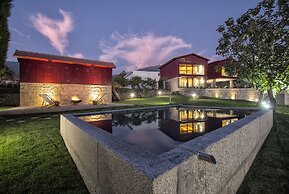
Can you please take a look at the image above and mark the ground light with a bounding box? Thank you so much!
[192,93,198,98]
[158,91,162,95]
[261,101,271,109]
[130,93,135,98]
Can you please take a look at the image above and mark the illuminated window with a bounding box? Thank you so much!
[179,77,187,88]
[221,118,239,127]
[193,122,205,133]
[179,64,187,74]
[193,77,205,87]
[180,123,193,134]
[180,122,205,134]
[221,67,228,76]
[179,77,205,88]
[188,78,193,88]
[193,110,206,120]
[179,110,193,121]
[193,65,205,75]
[179,64,193,75]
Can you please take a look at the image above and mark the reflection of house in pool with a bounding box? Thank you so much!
[158,108,241,142]
[81,107,245,154]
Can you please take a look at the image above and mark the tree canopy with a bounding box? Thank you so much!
[216,0,289,106]
[0,0,13,78]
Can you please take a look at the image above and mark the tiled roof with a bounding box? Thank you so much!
[13,50,115,68]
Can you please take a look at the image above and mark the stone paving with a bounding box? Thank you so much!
[0,103,132,118]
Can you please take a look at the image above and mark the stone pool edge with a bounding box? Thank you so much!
[60,105,273,194]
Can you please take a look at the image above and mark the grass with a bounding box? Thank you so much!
[119,95,257,107]
[0,95,288,193]
[238,112,289,193]
[0,106,15,111]
[0,116,88,193]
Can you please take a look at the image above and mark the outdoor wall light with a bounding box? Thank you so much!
[130,93,135,98]
[158,91,162,95]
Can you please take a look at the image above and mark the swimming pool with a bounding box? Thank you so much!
[60,105,272,194]
[79,107,254,155]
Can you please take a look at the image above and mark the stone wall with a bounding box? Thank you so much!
[0,93,19,106]
[165,78,260,102]
[20,82,111,106]
[204,88,259,101]
[180,88,259,102]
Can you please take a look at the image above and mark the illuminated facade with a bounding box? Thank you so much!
[160,56,240,91]
[207,59,238,88]
[160,53,209,91]
[14,50,115,106]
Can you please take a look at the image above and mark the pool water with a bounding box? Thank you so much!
[79,107,254,154]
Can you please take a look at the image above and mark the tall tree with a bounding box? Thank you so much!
[0,0,13,79]
[216,0,289,107]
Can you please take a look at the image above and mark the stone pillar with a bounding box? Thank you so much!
[229,80,234,88]
[212,79,216,88]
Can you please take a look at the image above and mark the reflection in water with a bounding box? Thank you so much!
[79,107,253,155]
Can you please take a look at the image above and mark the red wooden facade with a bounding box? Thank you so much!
[19,59,113,85]
[160,53,209,80]
[15,50,115,85]
[207,59,236,79]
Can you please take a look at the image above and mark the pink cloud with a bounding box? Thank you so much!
[31,9,73,55]
[99,32,192,71]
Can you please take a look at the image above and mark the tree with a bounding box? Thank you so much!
[142,78,157,90]
[0,0,13,79]
[129,76,142,89]
[216,0,289,107]
[113,77,128,88]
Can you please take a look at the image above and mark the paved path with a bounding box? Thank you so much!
[0,103,133,117]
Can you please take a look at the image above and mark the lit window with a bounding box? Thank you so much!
[180,123,193,134]
[180,122,205,134]
[187,78,193,88]
[179,64,187,74]
[193,110,206,120]
[221,67,228,76]
[193,78,205,87]
[193,65,205,75]
[179,110,193,121]
[179,64,193,75]
[179,77,187,88]
[221,118,239,127]
[193,122,205,133]
[186,64,193,74]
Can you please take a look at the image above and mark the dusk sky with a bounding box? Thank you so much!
[8,0,260,73]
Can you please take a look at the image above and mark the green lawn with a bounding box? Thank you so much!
[0,106,15,111]
[238,112,289,193]
[0,96,288,193]
[119,95,257,107]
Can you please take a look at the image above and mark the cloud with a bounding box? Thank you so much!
[99,32,192,70]
[30,9,73,55]
[68,52,84,58]
[11,27,30,39]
